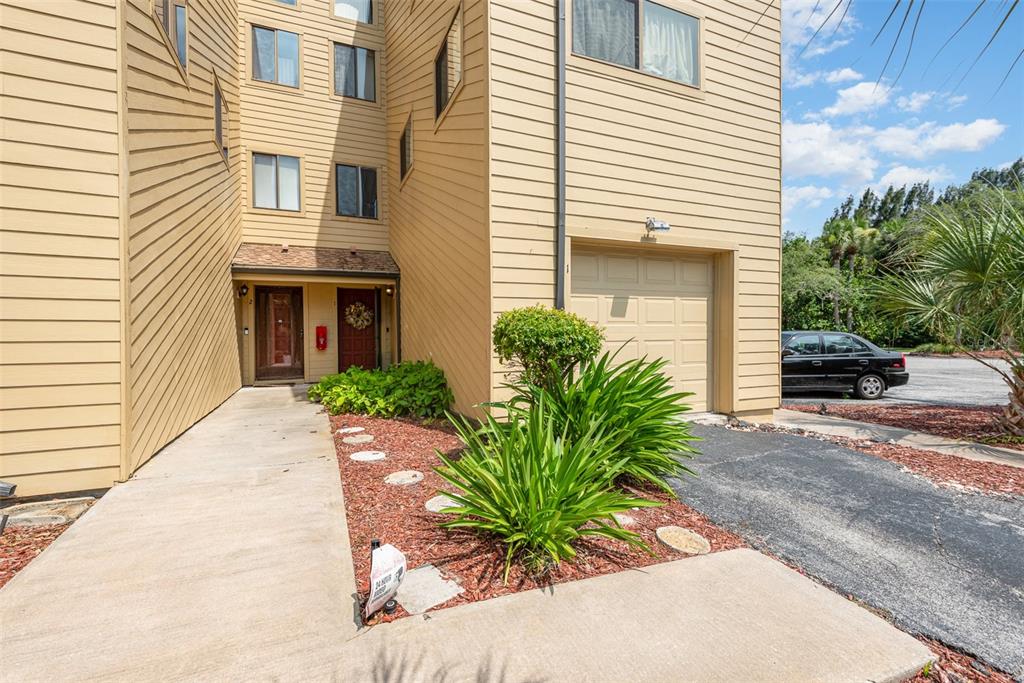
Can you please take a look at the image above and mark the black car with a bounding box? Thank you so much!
[781,331,909,399]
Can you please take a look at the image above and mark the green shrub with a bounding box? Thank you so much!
[436,400,660,582]
[498,350,699,493]
[492,306,604,390]
[308,361,453,419]
[910,342,959,354]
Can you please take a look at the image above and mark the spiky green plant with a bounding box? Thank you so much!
[435,400,660,583]
[495,350,699,493]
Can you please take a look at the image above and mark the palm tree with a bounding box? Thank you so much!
[821,218,856,328]
[876,190,1024,435]
[845,223,879,332]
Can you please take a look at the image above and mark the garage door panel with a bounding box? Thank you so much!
[571,247,713,412]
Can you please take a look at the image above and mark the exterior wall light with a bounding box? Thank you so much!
[238,284,249,298]
[384,286,394,296]
[645,216,670,236]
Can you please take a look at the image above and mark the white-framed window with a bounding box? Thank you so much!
[399,116,413,180]
[154,0,188,69]
[335,164,378,218]
[333,43,376,101]
[572,0,700,87]
[434,7,462,118]
[214,84,227,158]
[334,0,372,24]
[253,153,301,211]
[252,26,300,87]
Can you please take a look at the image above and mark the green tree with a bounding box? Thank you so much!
[876,190,1024,435]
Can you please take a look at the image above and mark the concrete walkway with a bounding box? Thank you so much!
[1,389,933,681]
[0,387,358,681]
[775,407,1024,469]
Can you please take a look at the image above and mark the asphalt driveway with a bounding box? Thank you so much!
[783,355,1010,407]
[674,424,1024,680]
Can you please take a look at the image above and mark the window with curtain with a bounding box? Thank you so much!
[334,0,372,24]
[253,153,301,211]
[399,116,413,179]
[434,8,462,118]
[252,27,300,87]
[333,44,376,101]
[336,164,378,218]
[573,0,700,87]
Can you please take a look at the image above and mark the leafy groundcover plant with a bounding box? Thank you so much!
[308,361,453,419]
[497,350,700,493]
[436,400,661,582]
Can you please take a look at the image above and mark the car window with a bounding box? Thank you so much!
[785,334,821,355]
[822,333,867,354]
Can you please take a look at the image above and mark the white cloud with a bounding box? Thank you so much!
[872,118,1006,158]
[781,0,859,90]
[875,165,953,189]
[947,94,968,109]
[783,120,878,184]
[824,67,863,84]
[818,81,893,118]
[783,185,834,214]
[896,91,934,112]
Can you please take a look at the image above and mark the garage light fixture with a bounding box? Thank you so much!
[645,216,670,236]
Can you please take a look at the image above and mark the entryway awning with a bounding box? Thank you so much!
[231,243,399,278]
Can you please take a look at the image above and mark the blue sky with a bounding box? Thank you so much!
[782,0,1024,236]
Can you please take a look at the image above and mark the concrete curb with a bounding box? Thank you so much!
[774,408,1024,470]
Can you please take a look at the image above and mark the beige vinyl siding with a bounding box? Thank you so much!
[0,0,123,496]
[124,0,242,472]
[385,0,491,414]
[490,0,781,412]
[237,0,389,250]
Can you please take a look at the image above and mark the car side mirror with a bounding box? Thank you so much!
[781,348,795,358]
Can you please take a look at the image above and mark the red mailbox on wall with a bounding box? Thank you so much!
[315,325,328,351]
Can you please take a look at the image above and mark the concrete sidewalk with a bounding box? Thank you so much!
[1,389,933,681]
[0,387,358,681]
[775,407,1024,469]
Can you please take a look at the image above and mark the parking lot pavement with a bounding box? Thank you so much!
[783,355,1010,407]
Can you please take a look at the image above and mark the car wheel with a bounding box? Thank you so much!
[855,374,885,400]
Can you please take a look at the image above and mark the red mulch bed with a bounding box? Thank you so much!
[911,637,1016,683]
[0,523,69,589]
[327,412,745,621]
[788,404,1024,452]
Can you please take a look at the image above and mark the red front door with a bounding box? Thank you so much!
[338,288,378,370]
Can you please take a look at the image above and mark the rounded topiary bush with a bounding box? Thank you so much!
[492,305,604,389]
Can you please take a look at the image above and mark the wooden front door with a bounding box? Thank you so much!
[255,286,304,380]
[338,288,378,370]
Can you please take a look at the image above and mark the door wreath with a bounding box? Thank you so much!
[344,301,374,330]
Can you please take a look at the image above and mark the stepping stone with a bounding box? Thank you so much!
[336,426,365,434]
[395,564,464,615]
[4,496,95,527]
[612,512,636,527]
[425,494,459,513]
[350,450,386,462]
[343,434,375,445]
[384,470,423,486]
[656,526,711,555]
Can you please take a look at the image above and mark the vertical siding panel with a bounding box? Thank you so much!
[124,0,242,471]
[385,0,492,414]
[0,0,123,495]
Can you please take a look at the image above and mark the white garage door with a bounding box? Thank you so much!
[570,247,713,412]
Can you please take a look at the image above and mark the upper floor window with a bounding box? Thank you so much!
[434,8,462,118]
[399,116,413,179]
[336,164,378,219]
[276,0,297,4]
[155,0,188,69]
[334,44,376,101]
[253,153,301,211]
[252,26,300,88]
[573,0,700,87]
[214,84,227,158]
[335,0,372,24]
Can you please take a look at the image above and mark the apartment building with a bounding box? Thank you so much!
[0,0,781,496]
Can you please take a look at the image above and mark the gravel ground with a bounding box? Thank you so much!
[674,425,1024,680]
[784,356,1011,407]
